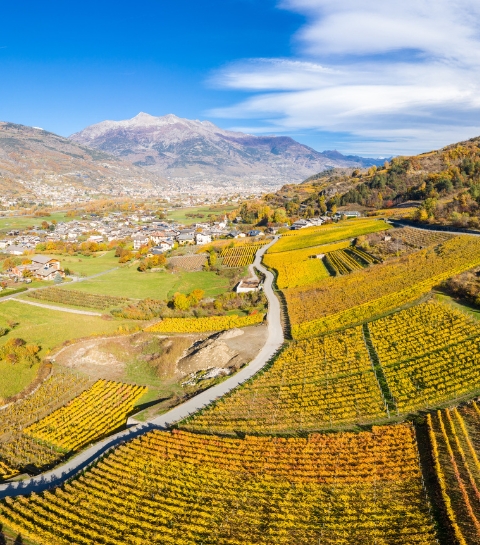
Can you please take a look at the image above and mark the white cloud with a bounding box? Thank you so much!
[208,0,480,155]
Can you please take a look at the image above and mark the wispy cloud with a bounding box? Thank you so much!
[208,0,480,155]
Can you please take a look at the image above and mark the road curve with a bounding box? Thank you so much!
[0,236,284,499]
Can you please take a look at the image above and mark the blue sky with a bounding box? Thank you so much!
[1,0,480,156]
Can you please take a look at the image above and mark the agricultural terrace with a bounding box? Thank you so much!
[427,403,480,544]
[221,243,266,267]
[324,246,379,276]
[26,288,130,311]
[0,370,91,480]
[146,313,265,333]
[168,254,206,271]
[184,327,387,433]
[267,218,390,254]
[370,207,418,218]
[0,427,437,545]
[263,240,348,289]
[287,235,480,338]
[0,301,142,400]
[24,380,146,452]
[183,300,480,434]
[369,300,480,413]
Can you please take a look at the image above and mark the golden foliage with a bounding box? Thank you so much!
[0,427,437,544]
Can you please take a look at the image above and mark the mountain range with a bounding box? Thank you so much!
[70,113,383,186]
[0,122,160,200]
[0,113,386,202]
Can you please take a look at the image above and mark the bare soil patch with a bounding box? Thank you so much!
[177,323,267,376]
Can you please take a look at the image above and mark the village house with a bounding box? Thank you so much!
[133,234,150,250]
[11,255,64,281]
[290,219,309,230]
[6,245,28,256]
[195,232,212,245]
[178,233,195,245]
[147,241,173,255]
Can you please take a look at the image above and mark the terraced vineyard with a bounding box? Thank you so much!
[370,301,480,413]
[220,243,265,267]
[0,427,437,545]
[184,326,388,433]
[268,218,390,253]
[263,240,348,288]
[145,313,265,333]
[168,254,207,271]
[27,288,130,310]
[0,370,91,480]
[393,227,453,248]
[324,247,378,275]
[2,221,480,545]
[184,299,480,433]
[427,403,480,545]
[24,380,147,452]
[287,235,480,338]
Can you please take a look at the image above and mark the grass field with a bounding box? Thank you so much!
[0,301,143,399]
[167,205,236,225]
[60,267,231,299]
[0,212,79,233]
[60,251,119,276]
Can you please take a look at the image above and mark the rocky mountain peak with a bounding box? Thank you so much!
[69,113,383,188]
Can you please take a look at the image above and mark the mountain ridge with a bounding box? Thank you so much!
[0,121,164,202]
[70,113,384,187]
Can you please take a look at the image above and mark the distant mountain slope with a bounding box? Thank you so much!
[70,113,383,186]
[0,122,162,199]
[266,135,480,225]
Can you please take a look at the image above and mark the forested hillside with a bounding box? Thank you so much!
[254,136,480,229]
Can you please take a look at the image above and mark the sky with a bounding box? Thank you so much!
[1,0,480,156]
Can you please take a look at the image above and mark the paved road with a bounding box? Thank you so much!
[10,299,102,316]
[389,220,480,237]
[0,237,284,499]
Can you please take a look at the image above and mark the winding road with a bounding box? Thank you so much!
[0,236,284,499]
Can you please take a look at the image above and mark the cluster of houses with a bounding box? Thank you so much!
[0,211,265,272]
[290,211,361,230]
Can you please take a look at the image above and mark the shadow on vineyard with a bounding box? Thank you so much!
[0,524,23,545]
[414,417,458,545]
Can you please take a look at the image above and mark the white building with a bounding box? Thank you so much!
[196,233,212,245]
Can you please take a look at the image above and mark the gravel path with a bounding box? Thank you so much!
[0,237,284,498]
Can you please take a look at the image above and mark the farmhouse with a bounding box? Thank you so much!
[11,255,64,281]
